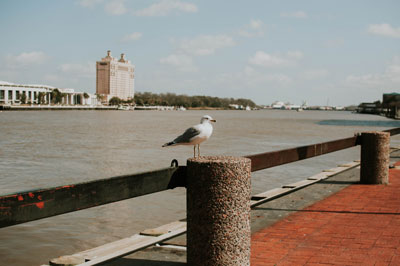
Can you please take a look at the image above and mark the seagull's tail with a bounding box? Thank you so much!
[162,141,176,147]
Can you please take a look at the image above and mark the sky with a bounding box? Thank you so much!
[0,0,399,106]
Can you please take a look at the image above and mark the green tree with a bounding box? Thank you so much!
[82,92,90,105]
[51,89,63,104]
[20,93,27,104]
[109,97,122,106]
[37,92,46,104]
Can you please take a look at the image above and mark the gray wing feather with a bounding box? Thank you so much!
[173,126,201,144]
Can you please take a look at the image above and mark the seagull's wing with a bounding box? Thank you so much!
[173,125,201,144]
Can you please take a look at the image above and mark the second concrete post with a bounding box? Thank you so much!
[360,131,390,184]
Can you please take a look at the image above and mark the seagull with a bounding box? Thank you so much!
[162,115,216,157]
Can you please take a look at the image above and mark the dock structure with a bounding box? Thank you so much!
[1,129,400,265]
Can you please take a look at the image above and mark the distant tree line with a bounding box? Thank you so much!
[110,92,256,108]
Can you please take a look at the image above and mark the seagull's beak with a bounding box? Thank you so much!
[211,119,216,122]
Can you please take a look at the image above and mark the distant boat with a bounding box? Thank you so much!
[245,106,251,111]
[177,106,186,111]
[118,105,131,111]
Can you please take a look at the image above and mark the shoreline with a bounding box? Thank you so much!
[0,105,118,111]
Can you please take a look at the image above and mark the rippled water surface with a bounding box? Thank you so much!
[0,110,398,265]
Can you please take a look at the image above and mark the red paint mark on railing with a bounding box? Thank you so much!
[38,195,42,200]
[28,192,34,198]
[55,185,75,190]
[18,196,24,201]
[35,202,44,209]
[20,199,52,209]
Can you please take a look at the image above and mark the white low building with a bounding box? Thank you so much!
[0,81,97,105]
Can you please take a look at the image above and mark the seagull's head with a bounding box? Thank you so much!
[201,115,216,124]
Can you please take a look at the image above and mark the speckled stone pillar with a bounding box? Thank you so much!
[187,156,251,266]
[360,131,390,184]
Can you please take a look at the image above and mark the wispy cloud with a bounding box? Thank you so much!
[345,56,400,89]
[280,11,308,19]
[244,66,292,84]
[6,51,49,67]
[160,53,197,72]
[248,51,303,68]
[121,32,142,42]
[104,0,128,15]
[160,34,235,71]
[368,23,400,38]
[134,0,197,17]
[238,19,265,38]
[59,62,95,78]
[177,34,235,56]
[77,0,103,8]
[286,51,303,60]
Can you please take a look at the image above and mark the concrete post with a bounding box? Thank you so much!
[187,156,251,266]
[360,131,390,184]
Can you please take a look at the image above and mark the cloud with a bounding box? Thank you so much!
[160,53,197,72]
[245,66,291,84]
[177,35,235,56]
[121,32,142,42]
[59,62,95,78]
[6,51,49,67]
[280,11,308,19]
[160,34,234,71]
[217,66,292,90]
[134,0,197,17]
[238,19,265,38]
[368,23,400,38]
[286,51,303,60]
[77,0,103,8]
[104,0,128,15]
[248,51,302,68]
[345,57,400,89]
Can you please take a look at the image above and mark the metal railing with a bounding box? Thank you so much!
[1,127,399,228]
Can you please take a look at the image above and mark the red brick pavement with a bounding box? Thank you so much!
[251,164,400,266]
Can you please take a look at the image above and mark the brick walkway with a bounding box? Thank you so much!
[251,164,400,266]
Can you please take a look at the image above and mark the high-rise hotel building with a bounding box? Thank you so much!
[96,50,134,102]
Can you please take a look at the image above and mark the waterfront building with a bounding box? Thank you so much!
[0,81,97,106]
[382,93,400,119]
[96,50,135,103]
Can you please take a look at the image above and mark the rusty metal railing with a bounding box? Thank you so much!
[1,127,399,228]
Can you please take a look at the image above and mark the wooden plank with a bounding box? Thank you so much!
[75,221,187,266]
[140,220,186,236]
[307,172,330,180]
[246,136,358,172]
[0,166,186,228]
[282,179,318,189]
[250,187,292,205]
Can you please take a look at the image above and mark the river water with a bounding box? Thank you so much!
[1,110,399,266]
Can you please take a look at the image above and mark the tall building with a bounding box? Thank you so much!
[96,50,135,102]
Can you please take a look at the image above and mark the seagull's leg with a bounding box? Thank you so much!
[193,145,196,158]
[198,144,200,157]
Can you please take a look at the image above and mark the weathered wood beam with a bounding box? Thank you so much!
[246,136,359,172]
[0,166,186,228]
[384,127,400,136]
